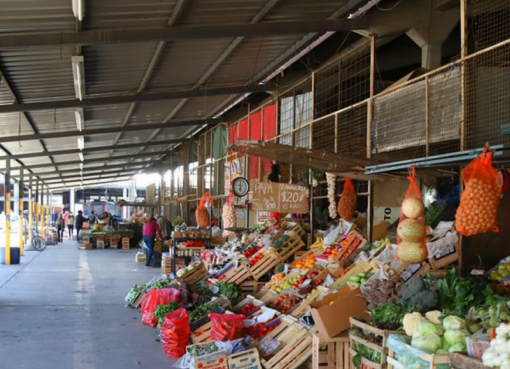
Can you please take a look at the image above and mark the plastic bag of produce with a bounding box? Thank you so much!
[209,313,245,341]
[161,308,191,359]
[397,168,427,264]
[140,287,181,327]
[222,194,237,237]
[196,192,214,228]
[337,178,357,221]
[455,145,502,237]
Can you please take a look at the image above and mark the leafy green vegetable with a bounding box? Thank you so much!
[188,303,219,322]
[154,301,180,328]
[219,282,241,303]
[370,303,412,330]
[400,277,438,313]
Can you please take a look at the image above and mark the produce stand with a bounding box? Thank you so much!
[312,333,354,369]
[170,238,212,274]
[79,229,134,249]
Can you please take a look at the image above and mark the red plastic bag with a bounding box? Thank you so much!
[456,145,502,236]
[196,192,214,228]
[209,313,245,342]
[397,168,427,264]
[140,288,181,327]
[337,178,357,221]
[160,308,190,359]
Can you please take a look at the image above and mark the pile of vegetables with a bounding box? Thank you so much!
[362,275,403,310]
[403,312,470,354]
[482,323,510,369]
[400,276,438,313]
[347,272,370,288]
[154,301,180,328]
[369,303,412,330]
[172,216,185,228]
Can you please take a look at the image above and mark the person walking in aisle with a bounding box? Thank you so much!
[67,212,75,240]
[157,214,172,241]
[143,216,163,267]
[75,210,85,242]
[56,214,64,243]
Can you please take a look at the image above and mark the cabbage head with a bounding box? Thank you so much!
[411,333,442,354]
[443,329,470,347]
[448,343,467,353]
[418,321,444,336]
[443,316,466,330]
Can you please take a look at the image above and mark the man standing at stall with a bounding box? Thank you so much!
[143,216,163,267]
[75,210,86,242]
[157,214,172,241]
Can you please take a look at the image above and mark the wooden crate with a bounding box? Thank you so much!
[191,311,234,344]
[228,348,262,369]
[270,229,285,243]
[135,253,147,264]
[428,243,460,270]
[221,263,254,284]
[329,231,367,264]
[257,316,312,369]
[450,353,491,369]
[122,237,130,250]
[232,295,264,315]
[240,279,259,293]
[179,262,209,285]
[276,234,306,263]
[349,318,404,369]
[387,348,450,369]
[131,291,146,309]
[249,248,281,281]
[96,237,105,249]
[329,260,371,290]
[312,333,354,369]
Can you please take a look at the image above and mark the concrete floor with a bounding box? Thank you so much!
[0,240,171,369]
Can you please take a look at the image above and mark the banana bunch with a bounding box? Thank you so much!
[310,236,324,251]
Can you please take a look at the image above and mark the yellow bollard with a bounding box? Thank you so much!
[5,191,11,265]
[19,196,24,256]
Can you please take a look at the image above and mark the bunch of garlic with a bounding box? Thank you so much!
[326,173,337,219]
[483,323,510,369]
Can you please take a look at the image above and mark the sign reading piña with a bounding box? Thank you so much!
[251,182,309,214]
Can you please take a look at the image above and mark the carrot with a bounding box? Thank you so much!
[490,327,496,341]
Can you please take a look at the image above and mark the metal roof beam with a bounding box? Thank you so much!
[0,139,186,160]
[0,151,166,171]
[0,84,272,114]
[43,171,139,184]
[0,20,364,48]
[0,119,212,143]
[48,177,134,191]
[12,164,148,179]
[21,167,144,181]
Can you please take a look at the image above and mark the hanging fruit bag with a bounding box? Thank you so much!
[397,168,427,264]
[222,194,237,237]
[455,145,502,236]
[195,192,214,228]
[337,178,357,221]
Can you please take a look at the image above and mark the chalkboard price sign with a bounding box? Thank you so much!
[252,182,309,214]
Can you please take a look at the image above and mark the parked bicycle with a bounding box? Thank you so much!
[23,227,46,251]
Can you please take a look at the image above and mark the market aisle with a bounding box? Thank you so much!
[0,241,170,369]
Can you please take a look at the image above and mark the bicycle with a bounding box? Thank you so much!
[25,227,46,251]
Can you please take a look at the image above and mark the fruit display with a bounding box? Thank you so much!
[271,235,290,250]
[196,192,214,228]
[244,245,262,258]
[292,253,318,271]
[264,273,285,290]
[317,247,339,260]
[246,319,281,340]
[490,263,510,282]
[268,294,302,314]
[237,302,260,316]
[248,250,265,267]
[397,170,427,264]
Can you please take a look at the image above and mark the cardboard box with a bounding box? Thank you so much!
[227,348,261,369]
[122,237,130,250]
[193,351,228,369]
[309,286,368,338]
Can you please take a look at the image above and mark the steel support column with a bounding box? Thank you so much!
[4,158,11,264]
[29,174,33,245]
[19,168,24,255]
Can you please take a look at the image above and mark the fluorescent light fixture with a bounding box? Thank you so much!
[75,107,84,131]
[77,136,85,150]
[78,152,84,162]
[71,55,85,101]
[72,0,85,21]
[79,163,83,171]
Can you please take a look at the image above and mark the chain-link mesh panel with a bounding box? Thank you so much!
[471,0,510,53]
[465,42,510,149]
[428,66,462,155]
[312,115,336,152]
[314,41,371,119]
[337,103,368,157]
[372,81,426,154]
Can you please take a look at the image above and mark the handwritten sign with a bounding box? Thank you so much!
[251,182,309,214]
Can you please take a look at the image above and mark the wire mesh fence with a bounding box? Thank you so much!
[470,0,510,53]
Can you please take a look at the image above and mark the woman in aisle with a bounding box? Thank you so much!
[143,216,163,267]
[67,212,75,240]
[56,214,65,243]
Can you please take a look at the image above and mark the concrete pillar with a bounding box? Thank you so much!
[40,186,44,236]
[29,175,33,243]
[70,188,75,214]
[13,179,19,215]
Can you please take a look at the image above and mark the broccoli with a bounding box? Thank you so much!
[400,277,438,313]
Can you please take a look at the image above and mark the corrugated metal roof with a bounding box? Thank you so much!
[0,0,353,188]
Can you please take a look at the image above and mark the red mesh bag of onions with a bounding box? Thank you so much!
[397,168,427,264]
[456,145,502,237]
